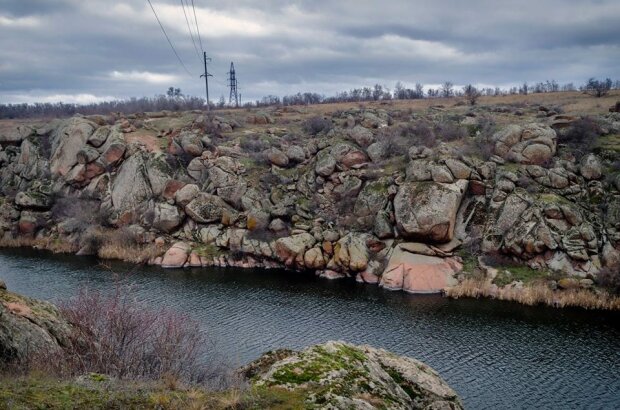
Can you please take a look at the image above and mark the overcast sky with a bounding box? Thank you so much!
[0,0,618,104]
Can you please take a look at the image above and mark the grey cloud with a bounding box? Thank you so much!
[0,0,618,103]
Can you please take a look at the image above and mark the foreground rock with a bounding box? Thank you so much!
[0,285,71,365]
[245,340,463,410]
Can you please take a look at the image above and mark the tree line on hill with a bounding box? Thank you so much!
[1,78,618,119]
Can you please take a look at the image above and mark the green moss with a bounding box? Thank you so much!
[499,163,521,173]
[493,265,550,286]
[192,244,223,259]
[596,134,620,152]
[270,345,368,386]
[88,373,108,382]
[0,375,308,410]
[538,193,572,205]
[381,156,407,174]
[459,254,479,274]
[383,366,418,400]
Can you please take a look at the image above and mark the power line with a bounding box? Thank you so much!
[191,0,204,53]
[146,0,193,77]
[180,0,202,64]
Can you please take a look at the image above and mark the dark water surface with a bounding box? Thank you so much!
[1,249,619,409]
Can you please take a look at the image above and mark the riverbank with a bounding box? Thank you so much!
[2,238,619,311]
[446,278,620,310]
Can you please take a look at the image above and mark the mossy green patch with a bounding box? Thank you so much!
[270,345,368,386]
[493,265,551,287]
[538,193,572,205]
[596,134,620,152]
[0,375,309,410]
[192,244,224,259]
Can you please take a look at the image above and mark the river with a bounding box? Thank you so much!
[1,249,618,409]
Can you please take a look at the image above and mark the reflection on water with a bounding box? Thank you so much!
[1,248,619,409]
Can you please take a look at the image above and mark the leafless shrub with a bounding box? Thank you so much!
[41,283,215,384]
[559,117,601,155]
[400,121,437,147]
[597,267,620,295]
[435,121,467,142]
[377,127,408,156]
[463,84,481,105]
[239,137,270,153]
[303,116,333,135]
[461,134,494,161]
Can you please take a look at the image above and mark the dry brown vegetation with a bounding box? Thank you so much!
[446,279,620,310]
[0,229,165,264]
[0,236,78,254]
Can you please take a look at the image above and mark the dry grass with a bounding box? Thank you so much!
[0,236,78,254]
[446,279,620,310]
[0,230,164,264]
[97,242,164,264]
[277,90,620,118]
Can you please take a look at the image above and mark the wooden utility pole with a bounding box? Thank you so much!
[200,51,213,108]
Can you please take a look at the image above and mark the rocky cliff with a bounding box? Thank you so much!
[0,100,619,297]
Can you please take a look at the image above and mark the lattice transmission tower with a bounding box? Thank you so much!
[227,62,239,107]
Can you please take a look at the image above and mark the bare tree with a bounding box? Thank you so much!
[441,81,454,98]
[463,84,481,105]
[584,78,613,97]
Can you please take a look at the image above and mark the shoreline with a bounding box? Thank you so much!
[2,240,619,312]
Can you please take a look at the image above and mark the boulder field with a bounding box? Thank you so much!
[0,104,619,295]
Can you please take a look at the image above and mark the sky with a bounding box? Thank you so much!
[0,0,619,104]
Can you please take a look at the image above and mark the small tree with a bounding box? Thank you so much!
[166,87,183,98]
[463,84,481,105]
[441,81,454,98]
[584,78,612,97]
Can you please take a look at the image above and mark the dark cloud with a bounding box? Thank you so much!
[0,0,618,103]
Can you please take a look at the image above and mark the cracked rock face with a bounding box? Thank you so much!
[394,180,468,243]
[493,123,557,165]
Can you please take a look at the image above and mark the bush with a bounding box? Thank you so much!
[597,267,620,295]
[401,121,437,147]
[44,283,213,383]
[303,116,333,135]
[240,137,271,153]
[461,134,494,161]
[558,117,601,155]
[376,127,408,156]
[435,122,467,142]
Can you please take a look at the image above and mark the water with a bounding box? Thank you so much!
[1,248,619,409]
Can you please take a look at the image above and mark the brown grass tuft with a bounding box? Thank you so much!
[0,236,78,254]
[446,279,620,310]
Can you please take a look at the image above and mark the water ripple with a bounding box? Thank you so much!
[1,249,619,409]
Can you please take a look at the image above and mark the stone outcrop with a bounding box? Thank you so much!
[380,245,460,293]
[245,341,463,410]
[394,180,468,243]
[493,123,557,165]
[0,286,71,365]
[1,107,619,300]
